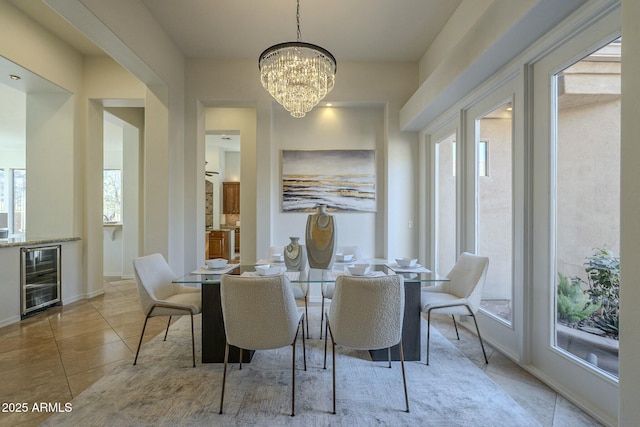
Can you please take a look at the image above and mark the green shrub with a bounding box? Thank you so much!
[557,272,600,323]
[583,247,619,337]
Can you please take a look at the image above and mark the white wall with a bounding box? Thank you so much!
[270,106,383,259]
[0,83,26,170]
[49,0,187,275]
[0,1,84,311]
[84,57,146,295]
[186,59,419,272]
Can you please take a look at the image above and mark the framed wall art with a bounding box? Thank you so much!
[281,149,376,212]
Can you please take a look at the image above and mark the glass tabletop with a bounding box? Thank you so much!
[173,263,449,284]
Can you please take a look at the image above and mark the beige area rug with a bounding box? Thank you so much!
[44,316,540,426]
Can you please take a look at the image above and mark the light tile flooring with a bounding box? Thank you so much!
[0,278,603,426]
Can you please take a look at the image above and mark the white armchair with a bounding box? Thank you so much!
[132,253,201,367]
[219,275,306,416]
[323,274,409,414]
[421,252,490,365]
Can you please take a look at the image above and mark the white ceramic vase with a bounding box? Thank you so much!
[284,236,307,271]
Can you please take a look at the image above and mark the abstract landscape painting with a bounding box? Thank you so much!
[281,149,376,212]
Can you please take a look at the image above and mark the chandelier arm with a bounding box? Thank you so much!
[258,42,337,74]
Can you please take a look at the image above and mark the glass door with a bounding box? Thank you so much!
[475,101,514,324]
[554,38,620,377]
[532,17,620,419]
[463,78,523,358]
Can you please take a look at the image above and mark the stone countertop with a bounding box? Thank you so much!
[0,236,81,248]
[206,226,239,232]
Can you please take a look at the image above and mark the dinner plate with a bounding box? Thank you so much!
[202,265,231,270]
[390,263,422,269]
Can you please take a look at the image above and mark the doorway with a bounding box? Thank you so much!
[102,107,143,279]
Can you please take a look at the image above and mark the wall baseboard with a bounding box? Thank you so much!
[0,315,21,328]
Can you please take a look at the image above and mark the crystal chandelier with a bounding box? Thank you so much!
[258,0,337,118]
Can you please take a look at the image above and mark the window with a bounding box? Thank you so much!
[478,141,488,177]
[477,102,513,323]
[0,169,6,212]
[103,169,122,223]
[554,38,620,377]
[436,132,457,274]
[452,141,487,177]
[13,169,26,233]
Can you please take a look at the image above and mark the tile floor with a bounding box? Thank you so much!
[0,278,603,426]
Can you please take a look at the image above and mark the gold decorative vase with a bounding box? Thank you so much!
[305,205,337,269]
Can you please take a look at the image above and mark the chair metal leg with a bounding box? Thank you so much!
[239,345,243,370]
[399,340,410,413]
[388,347,392,368]
[190,313,195,367]
[133,315,150,365]
[291,328,298,416]
[219,342,229,414]
[163,316,172,341]
[323,316,329,369]
[329,323,336,415]
[452,314,460,340]
[470,311,489,364]
[304,295,310,338]
[320,296,325,339]
[301,317,307,371]
[426,309,432,365]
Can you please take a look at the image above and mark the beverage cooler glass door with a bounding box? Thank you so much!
[21,245,61,316]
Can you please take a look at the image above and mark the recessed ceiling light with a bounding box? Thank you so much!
[326,103,333,107]
[9,74,21,80]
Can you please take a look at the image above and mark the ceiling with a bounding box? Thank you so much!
[139,0,462,62]
[10,0,462,62]
[3,0,462,156]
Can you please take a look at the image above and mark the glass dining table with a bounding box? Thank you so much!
[173,263,449,363]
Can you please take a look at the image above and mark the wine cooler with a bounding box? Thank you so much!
[21,245,61,317]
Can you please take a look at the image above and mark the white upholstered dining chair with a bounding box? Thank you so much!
[319,245,362,338]
[219,274,306,416]
[132,253,201,367]
[319,280,334,339]
[323,274,409,414]
[421,252,490,365]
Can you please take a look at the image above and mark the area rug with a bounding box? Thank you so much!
[43,316,539,426]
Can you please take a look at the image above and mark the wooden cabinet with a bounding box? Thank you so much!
[208,230,230,260]
[222,182,240,214]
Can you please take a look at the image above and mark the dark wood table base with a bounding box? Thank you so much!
[202,282,254,363]
[369,281,421,362]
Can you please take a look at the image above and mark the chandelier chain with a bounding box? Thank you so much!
[296,0,301,42]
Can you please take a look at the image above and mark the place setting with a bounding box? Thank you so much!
[386,257,432,273]
[333,262,386,277]
[191,258,239,275]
